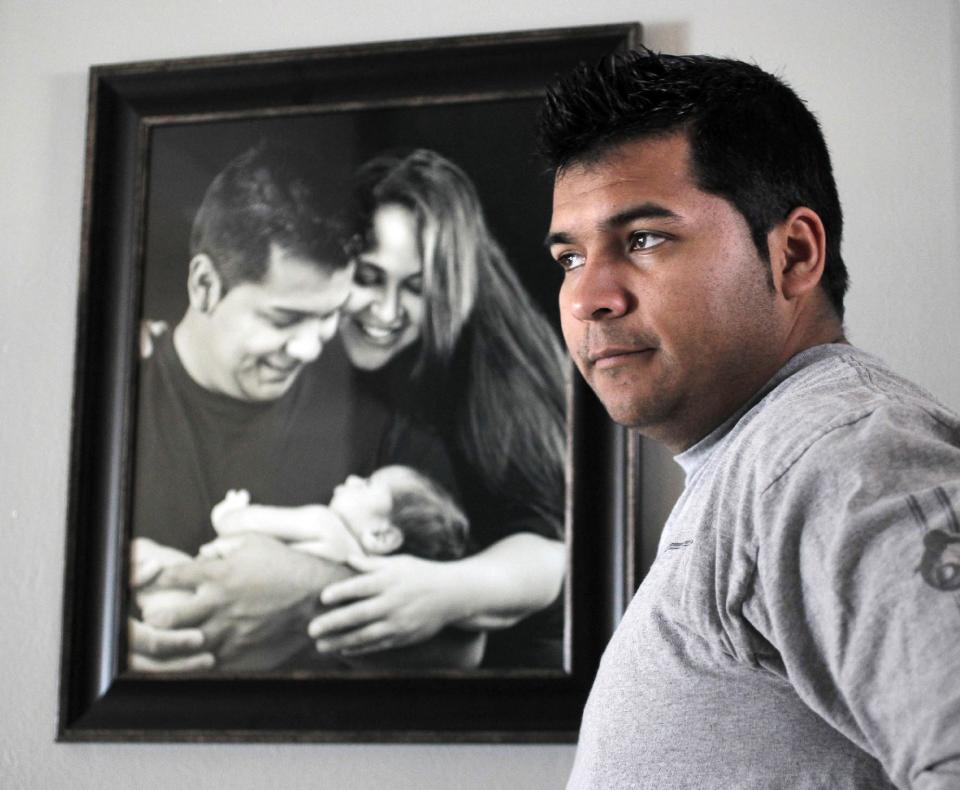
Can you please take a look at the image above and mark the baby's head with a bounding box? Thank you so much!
[329,466,468,560]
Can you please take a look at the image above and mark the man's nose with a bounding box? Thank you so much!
[285,322,324,362]
[567,255,631,322]
[318,312,339,343]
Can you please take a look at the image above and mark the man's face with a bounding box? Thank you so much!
[548,134,786,451]
[204,243,353,401]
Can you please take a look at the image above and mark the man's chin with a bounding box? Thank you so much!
[240,369,301,401]
[601,402,656,429]
[589,380,671,431]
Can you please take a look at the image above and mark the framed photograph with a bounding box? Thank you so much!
[59,22,642,742]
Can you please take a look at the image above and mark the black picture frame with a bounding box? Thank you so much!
[59,22,643,743]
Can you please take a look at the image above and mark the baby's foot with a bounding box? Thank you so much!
[211,489,250,532]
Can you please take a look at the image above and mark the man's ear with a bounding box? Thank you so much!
[769,207,827,302]
[187,254,224,314]
[360,523,404,556]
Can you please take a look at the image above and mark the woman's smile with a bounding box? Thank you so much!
[350,314,409,345]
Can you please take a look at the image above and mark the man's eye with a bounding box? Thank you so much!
[317,310,339,327]
[269,316,301,330]
[629,231,667,251]
[555,251,585,272]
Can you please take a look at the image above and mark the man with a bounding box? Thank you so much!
[128,143,357,671]
[540,51,960,788]
[129,143,463,671]
[133,144,356,553]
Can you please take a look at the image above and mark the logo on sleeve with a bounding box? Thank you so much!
[909,487,960,592]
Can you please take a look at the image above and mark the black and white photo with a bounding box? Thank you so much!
[58,23,641,741]
[129,139,567,674]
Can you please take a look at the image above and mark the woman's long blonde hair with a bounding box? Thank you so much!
[348,149,567,535]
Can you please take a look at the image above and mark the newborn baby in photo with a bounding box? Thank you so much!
[208,465,469,563]
[134,465,469,629]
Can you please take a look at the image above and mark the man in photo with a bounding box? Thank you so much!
[540,50,960,787]
[128,142,359,671]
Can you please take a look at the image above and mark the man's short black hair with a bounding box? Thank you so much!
[538,49,848,317]
[190,142,348,289]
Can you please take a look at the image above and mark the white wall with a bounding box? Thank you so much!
[2,0,957,787]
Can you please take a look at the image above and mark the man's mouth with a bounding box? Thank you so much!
[259,357,301,380]
[588,345,656,370]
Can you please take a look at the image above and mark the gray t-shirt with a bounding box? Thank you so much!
[568,344,960,789]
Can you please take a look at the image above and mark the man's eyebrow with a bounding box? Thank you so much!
[263,295,349,320]
[543,230,573,248]
[605,202,681,229]
[544,202,682,248]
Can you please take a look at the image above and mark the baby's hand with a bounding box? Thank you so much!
[211,489,251,533]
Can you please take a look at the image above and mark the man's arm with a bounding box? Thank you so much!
[745,411,960,787]
[145,534,351,671]
[149,533,489,670]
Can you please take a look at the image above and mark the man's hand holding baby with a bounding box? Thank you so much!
[128,537,215,672]
[147,533,353,670]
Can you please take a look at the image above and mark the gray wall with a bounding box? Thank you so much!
[2,0,958,787]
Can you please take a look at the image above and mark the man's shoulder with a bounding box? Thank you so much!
[731,345,960,491]
[137,319,180,403]
[764,344,946,414]
[139,320,173,361]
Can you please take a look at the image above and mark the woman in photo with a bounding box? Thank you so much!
[308,148,568,668]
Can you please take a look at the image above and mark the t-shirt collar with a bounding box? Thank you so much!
[673,343,851,481]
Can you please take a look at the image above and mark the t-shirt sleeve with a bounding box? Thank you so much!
[744,405,960,788]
